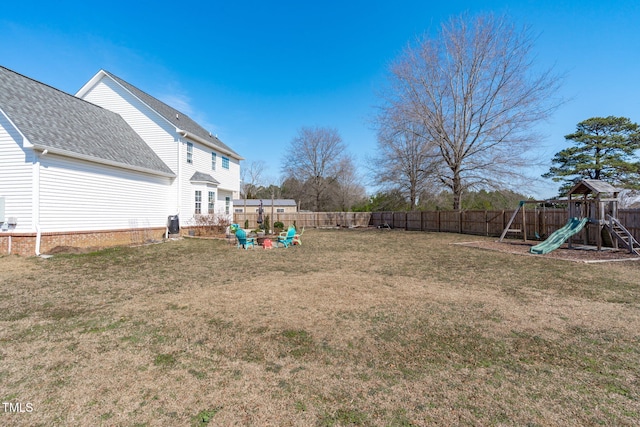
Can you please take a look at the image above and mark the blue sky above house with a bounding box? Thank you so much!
[2,0,639,199]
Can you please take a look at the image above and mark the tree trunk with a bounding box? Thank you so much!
[452,174,463,210]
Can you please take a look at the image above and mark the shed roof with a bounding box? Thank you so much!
[101,71,241,159]
[568,179,620,196]
[0,66,174,177]
[233,199,297,207]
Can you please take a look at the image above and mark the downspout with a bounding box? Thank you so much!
[34,149,47,256]
[174,129,183,237]
[35,224,41,256]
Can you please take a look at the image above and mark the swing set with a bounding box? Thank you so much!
[499,180,639,255]
[498,199,560,242]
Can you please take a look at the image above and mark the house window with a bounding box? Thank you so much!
[225,196,230,214]
[222,156,230,169]
[234,208,243,213]
[277,208,285,213]
[195,190,202,214]
[208,191,215,214]
[187,142,193,164]
[211,152,216,170]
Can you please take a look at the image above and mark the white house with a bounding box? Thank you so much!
[76,70,243,224]
[0,66,242,256]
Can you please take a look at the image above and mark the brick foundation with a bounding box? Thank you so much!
[0,227,168,256]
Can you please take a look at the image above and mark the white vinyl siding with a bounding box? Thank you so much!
[79,78,180,214]
[79,78,178,172]
[38,155,170,232]
[0,112,34,232]
[79,73,242,223]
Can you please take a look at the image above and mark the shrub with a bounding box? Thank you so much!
[192,214,231,236]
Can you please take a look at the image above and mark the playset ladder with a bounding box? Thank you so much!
[606,215,640,255]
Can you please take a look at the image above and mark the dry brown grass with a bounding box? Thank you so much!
[1,229,639,426]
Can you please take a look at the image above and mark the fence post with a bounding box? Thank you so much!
[485,210,488,236]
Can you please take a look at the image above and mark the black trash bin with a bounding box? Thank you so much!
[168,215,180,234]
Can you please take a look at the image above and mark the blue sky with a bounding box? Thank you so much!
[2,0,639,199]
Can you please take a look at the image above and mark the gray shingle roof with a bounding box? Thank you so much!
[0,66,174,176]
[102,71,241,158]
[190,172,220,185]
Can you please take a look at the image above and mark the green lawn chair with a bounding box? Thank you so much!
[293,227,304,245]
[231,224,255,249]
[276,226,297,248]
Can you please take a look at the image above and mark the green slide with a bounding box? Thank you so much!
[529,217,589,255]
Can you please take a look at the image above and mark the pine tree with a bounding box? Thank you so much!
[543,116,640,194]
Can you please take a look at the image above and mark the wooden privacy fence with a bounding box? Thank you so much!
[233,212,372,229]
[370,209,640,244]
[234,209,640,244]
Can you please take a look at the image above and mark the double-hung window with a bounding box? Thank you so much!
[211,152,216,170]
[208,191,215,214]
[225,196,230,214]
[186,142,193,164]
[194,190,202,214]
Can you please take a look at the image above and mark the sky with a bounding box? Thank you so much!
[2,0,639,199]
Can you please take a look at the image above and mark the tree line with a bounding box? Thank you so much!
[241,13,640,212]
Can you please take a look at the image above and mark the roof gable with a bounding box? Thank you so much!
[568,179,620,196]
[0,66,174,176]
[99,71,241,159]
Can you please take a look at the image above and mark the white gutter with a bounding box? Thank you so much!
[176,129,244,160]
[31,145,176,178]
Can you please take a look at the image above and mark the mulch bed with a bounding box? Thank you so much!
[456,239,640,263]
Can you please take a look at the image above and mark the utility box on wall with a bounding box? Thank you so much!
[0,197,16,231]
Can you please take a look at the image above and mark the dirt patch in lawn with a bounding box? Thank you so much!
[1,229,639,426]
[456,238,640,263]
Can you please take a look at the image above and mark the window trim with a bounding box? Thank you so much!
[208,191,215,214]
[186,142,193,164]
[195,190,202,214]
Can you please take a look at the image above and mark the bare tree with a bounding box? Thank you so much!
[241,160,267,199]
[370,109,440,210]
[281,126,350,211]
[379,13,562,209]
[332,155,367,211]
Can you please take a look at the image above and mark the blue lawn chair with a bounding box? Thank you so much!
[230,224,255,249]
[276,226,297,248]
